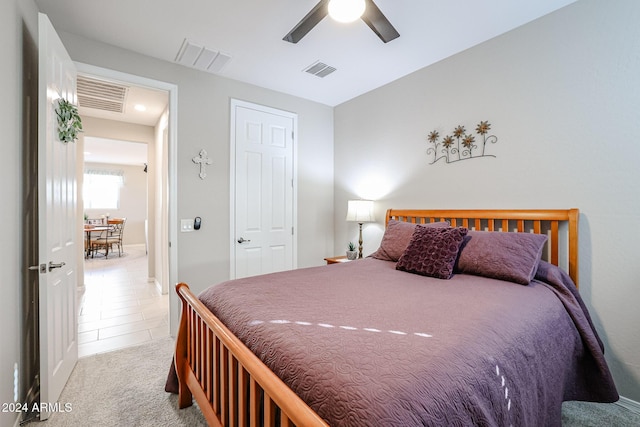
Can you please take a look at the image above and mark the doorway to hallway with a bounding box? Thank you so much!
[75,64,177,356]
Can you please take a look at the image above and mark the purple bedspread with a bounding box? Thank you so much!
[173,258,617,426]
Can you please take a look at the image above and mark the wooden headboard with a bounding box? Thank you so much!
[386,209,580,287]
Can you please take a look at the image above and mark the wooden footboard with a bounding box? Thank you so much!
[174,282,329,427]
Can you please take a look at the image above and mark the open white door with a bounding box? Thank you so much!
[37,13,78,420]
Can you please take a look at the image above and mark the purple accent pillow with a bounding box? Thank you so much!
[371,220,450,262]
[455,231,548,285]
[396,226,468,279]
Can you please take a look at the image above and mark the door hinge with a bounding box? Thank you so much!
[291,227,294,235]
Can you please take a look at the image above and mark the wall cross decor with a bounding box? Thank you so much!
[192,149,213,179]
[427,121,498,165]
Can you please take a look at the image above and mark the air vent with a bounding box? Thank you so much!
[303,61,337,78]
[175,39,232,73]
[77,75,128,113]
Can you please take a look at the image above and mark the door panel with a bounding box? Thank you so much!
[233,102,296,279]
[269,245,286,273]
[245,151,262,231]
[271,156,286,229]
[37,13,78,420]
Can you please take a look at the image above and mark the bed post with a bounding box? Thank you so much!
[175,282,193,409]
[568,209,579,288]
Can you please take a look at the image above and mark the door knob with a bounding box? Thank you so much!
[237,237,251,244]
[48,261,66,272]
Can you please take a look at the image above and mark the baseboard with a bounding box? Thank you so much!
[616,395,640,414]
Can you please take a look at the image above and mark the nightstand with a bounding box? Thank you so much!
[324,255,352,265]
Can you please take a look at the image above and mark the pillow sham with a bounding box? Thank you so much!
[454,230,548,285]
[396,226,468,279]
[370,219,450,262]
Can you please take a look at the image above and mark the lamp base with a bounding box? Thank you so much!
[358,222,363,259]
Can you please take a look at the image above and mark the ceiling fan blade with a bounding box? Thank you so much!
[283,0,330,43]
[361,0,400,43]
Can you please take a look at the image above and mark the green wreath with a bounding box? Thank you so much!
[56,98,83,143]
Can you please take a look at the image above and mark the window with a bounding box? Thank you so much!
[83,169,124,210]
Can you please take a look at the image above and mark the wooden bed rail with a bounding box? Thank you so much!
[386,209,579,287]
[174,282,329,427]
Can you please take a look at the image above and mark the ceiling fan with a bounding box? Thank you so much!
[283,0,400,44]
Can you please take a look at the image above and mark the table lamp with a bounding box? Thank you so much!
[346,200,375,258]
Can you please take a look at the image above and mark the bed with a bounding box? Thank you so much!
[166,209,618,426]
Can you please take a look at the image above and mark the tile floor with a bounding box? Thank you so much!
[78,244,169,358]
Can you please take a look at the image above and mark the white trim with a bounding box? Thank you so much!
[73,62,178,331]
[229,99,298,279]
[229,101,236,280]
[616,396,640,414]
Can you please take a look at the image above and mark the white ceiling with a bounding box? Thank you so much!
[36,0,576,107]
[77,78,169,127]
[84,136,148,167]
[75,75,166,165]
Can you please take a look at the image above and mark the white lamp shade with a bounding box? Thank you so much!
[346,200,375,223]
[328,0,366,23]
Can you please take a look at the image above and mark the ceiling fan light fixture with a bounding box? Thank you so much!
[328,0,366,23]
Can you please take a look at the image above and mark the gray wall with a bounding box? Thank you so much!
[56,30,335,329]
[334,0,640,401]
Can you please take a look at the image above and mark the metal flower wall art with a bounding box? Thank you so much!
[427,121,497,165]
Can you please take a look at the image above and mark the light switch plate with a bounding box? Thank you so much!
[181,219,193,232]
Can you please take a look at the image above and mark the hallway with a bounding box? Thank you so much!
[78,244,169,357]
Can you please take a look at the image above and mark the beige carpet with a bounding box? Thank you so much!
[39,338,206,426]
[37,337,639,426]
[562,399,640,427]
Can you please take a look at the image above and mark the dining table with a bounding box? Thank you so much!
[83,224,112,258]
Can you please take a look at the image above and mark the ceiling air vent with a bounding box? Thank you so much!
[303,61,337,78]
[175,39,232,73]
[77,75,128,113]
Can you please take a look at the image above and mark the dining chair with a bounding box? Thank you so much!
[90,218,126,258]
[108,218,126,257]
